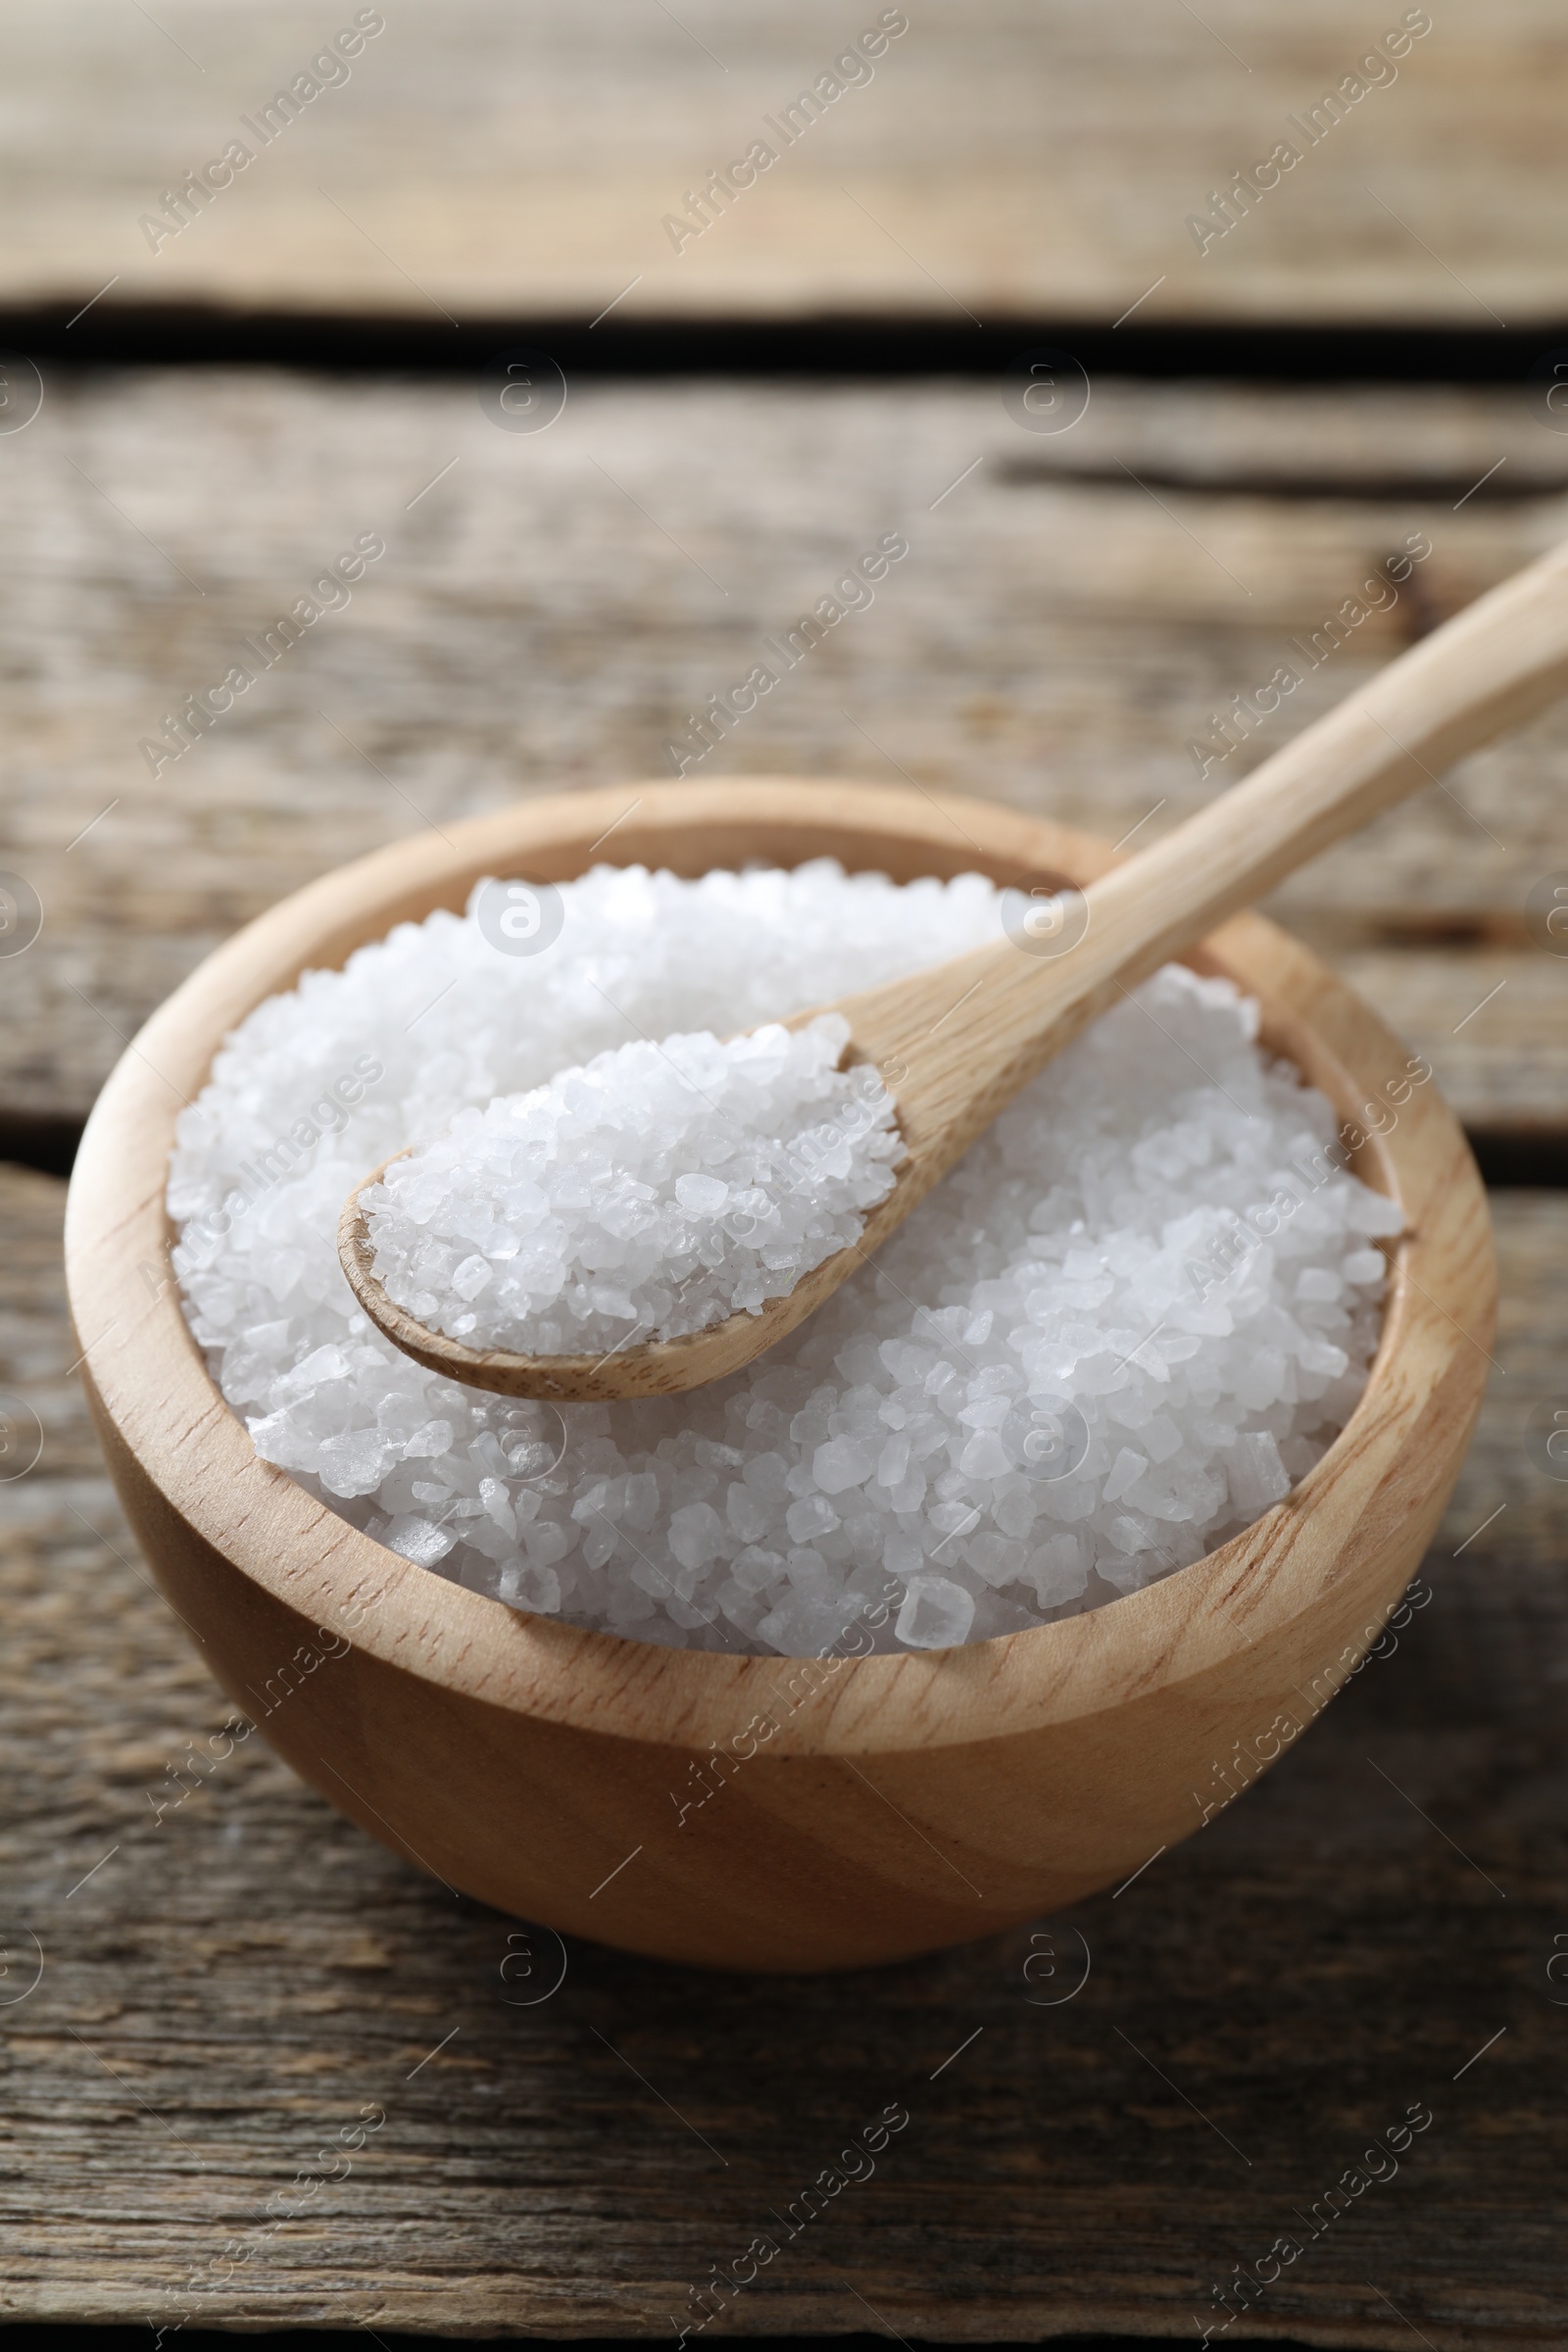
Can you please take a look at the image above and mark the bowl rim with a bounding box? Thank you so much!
[65,778,1494,1760]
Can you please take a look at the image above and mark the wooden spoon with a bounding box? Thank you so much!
[339,532,1568,1401]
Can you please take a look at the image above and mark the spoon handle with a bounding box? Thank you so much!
[1086,526,1568,973]
[834,530,1568,1198]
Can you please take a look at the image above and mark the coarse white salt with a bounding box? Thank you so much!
[360,1015,903,1354]
[168,860,1400,1658]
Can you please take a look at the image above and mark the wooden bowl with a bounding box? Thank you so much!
[65,781,1494,1974]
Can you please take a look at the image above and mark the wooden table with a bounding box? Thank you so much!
[3,370,1568,2340]
[4,1,1566,327]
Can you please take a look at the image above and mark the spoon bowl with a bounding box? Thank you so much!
[335,1134,893,1402]
[64,780,1494,1971]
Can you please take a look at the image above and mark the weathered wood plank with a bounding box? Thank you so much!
[2,374,1566,1137]
[2,2,1565,323]
[2,1161,1566,2338]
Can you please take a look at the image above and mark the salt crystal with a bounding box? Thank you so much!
[1227,1430,1292,1517]
[812,1438,875,1494]
[897,1576,977,1648]
[668,1501,725,1571]
[383,1514,458,1567]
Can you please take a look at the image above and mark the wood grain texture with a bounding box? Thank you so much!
[2,1,1566,323]
[4,1157,1565,2337]
[4,374,1568,1142]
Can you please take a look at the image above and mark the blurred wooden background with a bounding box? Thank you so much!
[6,0,1568,323]
[2,3,1568,2345]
